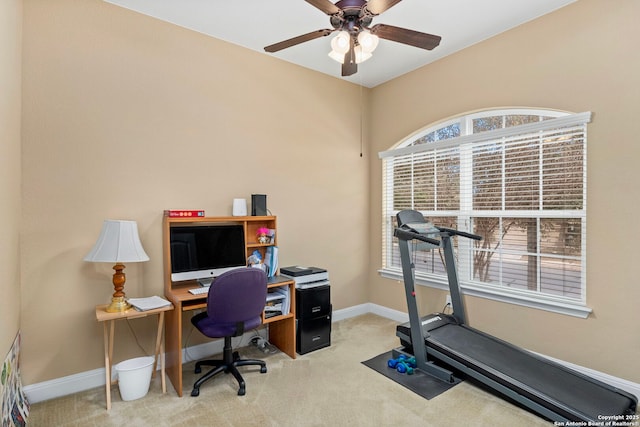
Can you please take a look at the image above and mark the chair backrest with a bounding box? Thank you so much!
[206,267,268,325]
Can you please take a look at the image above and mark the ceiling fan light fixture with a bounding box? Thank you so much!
[263,0,442,78]
[354,45,372,64]
[330,31,351,54]
[329,40,373,65]
[328,49,345,64]
[357,30,379,53]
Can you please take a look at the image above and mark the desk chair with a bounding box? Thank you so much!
[190,268,268,397]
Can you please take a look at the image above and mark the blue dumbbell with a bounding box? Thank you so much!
[387,354,407,368]
[396,361,415,375]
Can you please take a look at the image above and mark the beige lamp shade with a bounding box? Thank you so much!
[84,220,149,263]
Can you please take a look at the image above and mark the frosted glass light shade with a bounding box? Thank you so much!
[328,50,345,63]
[331,31,350,54]
[329,45,373,64]
[354,45,372,64]
[358,30,379,53]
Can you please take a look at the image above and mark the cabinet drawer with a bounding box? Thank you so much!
[296,285,331,318]
[296,314,331,355]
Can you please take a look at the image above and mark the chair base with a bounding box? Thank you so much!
[191,336,267,397]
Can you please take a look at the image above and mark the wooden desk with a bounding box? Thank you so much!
[164,275,296,397]
[95,303,174,410]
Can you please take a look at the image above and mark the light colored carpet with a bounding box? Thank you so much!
[28,314,550,426]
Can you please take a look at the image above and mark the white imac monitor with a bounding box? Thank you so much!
[170,224,246,286]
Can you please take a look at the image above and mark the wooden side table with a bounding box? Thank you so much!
[95,303,174,410]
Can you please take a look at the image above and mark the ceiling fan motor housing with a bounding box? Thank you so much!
[331,0,373,34]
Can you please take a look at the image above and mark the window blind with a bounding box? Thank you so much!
[380,110,591,313]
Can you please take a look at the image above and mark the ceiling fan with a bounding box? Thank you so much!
[264,0,441,77]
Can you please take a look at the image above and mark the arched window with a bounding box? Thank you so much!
[379,108,591,317]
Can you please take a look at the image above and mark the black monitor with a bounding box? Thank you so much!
[169,224,246,286]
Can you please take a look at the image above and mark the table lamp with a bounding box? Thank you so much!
[84,220,150,312]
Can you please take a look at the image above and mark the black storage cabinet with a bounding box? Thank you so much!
[296,285,331,354]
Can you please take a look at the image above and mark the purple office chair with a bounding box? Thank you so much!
[190,267,268,397]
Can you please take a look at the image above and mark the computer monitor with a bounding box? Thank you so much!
[170,224,246,286]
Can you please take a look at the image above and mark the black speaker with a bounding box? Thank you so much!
[251,194,267,216]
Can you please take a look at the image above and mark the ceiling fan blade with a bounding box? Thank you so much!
[370,23,441,50]
[264,29,334,53]
[305,0,342,15]
[365,0,403,15]
[342,37,357,76]
[342,58,357,76]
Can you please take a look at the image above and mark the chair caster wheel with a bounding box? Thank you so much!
[261,366,267,374]
[191,388,200,397]
[237,387,246,396]
[194,366,201,374]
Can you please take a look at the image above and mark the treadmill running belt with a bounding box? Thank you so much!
[426,323,634,421]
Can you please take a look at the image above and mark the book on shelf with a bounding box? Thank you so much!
[164,210,205,218]
[128,296,172,311]
[264,246,278,278]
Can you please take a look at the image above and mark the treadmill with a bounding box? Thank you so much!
[393,209,637,423]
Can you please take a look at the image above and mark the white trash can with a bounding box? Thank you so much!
[115,356,155,401]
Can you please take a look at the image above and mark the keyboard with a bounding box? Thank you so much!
[188,286,210,295]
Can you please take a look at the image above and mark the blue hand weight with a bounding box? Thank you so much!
[388,356,416,374]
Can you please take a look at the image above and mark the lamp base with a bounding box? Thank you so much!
[105,296,131,313]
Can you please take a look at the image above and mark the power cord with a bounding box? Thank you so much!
[183,324,197,363]
[441,302,452,314]
[125,318,151,357]
[250,335,278,354]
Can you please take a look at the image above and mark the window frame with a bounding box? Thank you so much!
[379,109,592,318]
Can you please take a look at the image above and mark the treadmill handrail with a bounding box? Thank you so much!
[394,224,482,245]
[435,226,482,241]
[394,227,440,245]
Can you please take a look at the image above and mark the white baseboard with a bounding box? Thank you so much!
[23,304,638,404]
[331,303,408,323]
[23,329,267,404]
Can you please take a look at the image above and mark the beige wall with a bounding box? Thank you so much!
[369,0,640,382]
[17,0,640,388]
[0,0,22,358]
[20,0,369,384]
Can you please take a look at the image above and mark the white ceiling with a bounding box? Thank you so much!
[104,0,576,88]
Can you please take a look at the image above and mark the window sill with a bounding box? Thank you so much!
[378,268,592,319]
